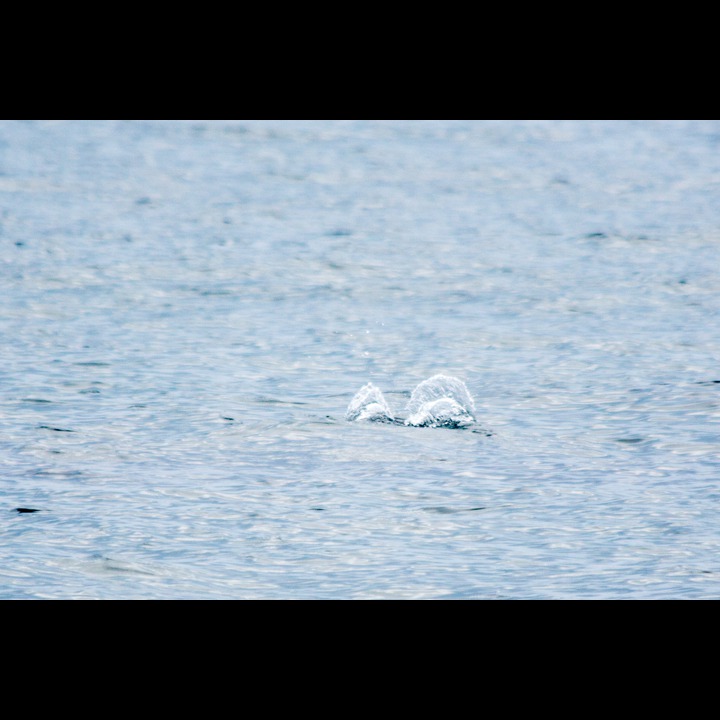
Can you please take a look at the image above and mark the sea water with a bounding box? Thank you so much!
[1,119,719,599]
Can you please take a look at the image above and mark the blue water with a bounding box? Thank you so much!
[2,119,719,599]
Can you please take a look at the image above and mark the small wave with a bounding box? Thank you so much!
[346,374,476,429]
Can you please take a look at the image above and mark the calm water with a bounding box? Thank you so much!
[2,119,720,599]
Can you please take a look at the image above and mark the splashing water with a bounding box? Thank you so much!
[347,374,475,428]
[404,396,475,429]
[345,382,395,423]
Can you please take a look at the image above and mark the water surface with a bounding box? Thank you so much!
[2,120,719,598]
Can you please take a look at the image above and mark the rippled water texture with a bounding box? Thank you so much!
[2,120,720,598]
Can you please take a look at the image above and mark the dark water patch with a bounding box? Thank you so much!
[424,421,475,430]
[255,397,309,406]
[306,416,339,425]
[422,506,486,514]
[615,437,646,444]
[34,469,83,477]
[695,380,720,386]
[22,397,53,404]
[434,589,513,600]
[222,124,250,136]
[37,425,74,432]
[89,554,157,576]
[199,289,234,296]
[74,361,111,367]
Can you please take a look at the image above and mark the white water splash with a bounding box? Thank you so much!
[404,375,475,428]
[346,374,475,428]
[345,382,395,423]
[405,374,475,416]
[404,396,475,428]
